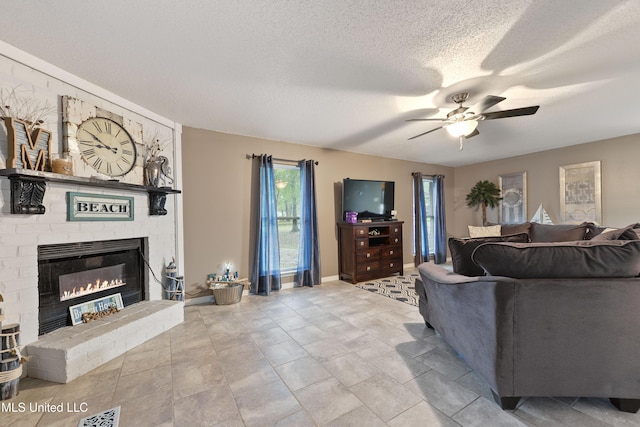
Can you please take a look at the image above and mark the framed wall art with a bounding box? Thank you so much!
[499,171,527,224]
[559,161,601,224]
[67,192,134,222]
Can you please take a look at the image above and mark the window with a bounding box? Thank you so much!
[274,163,301,273]
[414,177,435,255]
[422,177,435,253]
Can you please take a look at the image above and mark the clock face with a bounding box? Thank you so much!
[77,117,137,177]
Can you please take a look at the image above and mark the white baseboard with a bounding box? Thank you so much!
[184,294,214,306]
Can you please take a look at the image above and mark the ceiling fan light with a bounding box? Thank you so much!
[445,120,478,137]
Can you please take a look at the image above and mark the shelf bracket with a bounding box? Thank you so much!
[9,174,47,214]
[148,190,168,216]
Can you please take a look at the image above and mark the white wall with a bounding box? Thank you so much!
[0,42,184,346]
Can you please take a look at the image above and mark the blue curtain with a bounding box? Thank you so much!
[432,175,447,264]
[295,160,321,287]
[250,155,281,295]
[412,172,430,265]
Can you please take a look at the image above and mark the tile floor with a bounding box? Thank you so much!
[4,277,640,426]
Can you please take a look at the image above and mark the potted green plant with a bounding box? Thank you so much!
[465,180,502,225]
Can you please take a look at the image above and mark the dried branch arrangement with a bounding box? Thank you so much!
[143,130,171,161]
[0,86,56,132]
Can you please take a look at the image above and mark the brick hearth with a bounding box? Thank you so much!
[26,300,183,383]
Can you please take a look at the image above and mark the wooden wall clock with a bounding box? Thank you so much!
[76,117,137,177]
[62,96,143,180]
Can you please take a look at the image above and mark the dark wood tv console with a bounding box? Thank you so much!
[337,221,403,284]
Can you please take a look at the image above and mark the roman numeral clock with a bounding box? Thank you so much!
[62,97,142,180]
[76,117,137,177]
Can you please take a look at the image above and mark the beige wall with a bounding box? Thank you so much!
[453,133,640,237]
[183,127,640,297]
[181,127,453,297]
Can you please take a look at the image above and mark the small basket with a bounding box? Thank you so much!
[211,283,243,305]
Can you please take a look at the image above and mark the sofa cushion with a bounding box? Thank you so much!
[468,225,501,238]
[449,233,530,277]
[472,240,640,279]
[499,222,532,236]
[529,222,590,242]
[590,224,640,241]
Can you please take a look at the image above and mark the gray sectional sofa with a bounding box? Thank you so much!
[416,222,640,413]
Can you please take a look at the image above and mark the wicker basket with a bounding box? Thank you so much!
[211,283,243,305]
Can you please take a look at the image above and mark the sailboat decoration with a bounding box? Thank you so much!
[530,204,554,225]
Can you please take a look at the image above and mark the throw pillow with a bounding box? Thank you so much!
[585,224,609,239]
[529,222,590,242]
[499,222,532,236]
[448,233,529,277]
[590,224,640,241]
[468,225,501,238]
[471,240,640,279]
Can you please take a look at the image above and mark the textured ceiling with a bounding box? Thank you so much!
[1,0,639,166]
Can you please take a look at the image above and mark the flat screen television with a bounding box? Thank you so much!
[342,178,395,221]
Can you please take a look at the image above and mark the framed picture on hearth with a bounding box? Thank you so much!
[559,161,601,224]
[69,293,124,326]
[499,171,527,224]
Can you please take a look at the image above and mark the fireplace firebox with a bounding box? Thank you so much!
[37,238,148,335]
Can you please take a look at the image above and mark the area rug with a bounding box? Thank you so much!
[356,273,420,306]
[78,406,120,427]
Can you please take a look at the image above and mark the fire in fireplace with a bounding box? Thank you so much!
[59,264,126,301]
[38,238,147,335]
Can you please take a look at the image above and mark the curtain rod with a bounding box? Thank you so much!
[412,172,445,178]
[246,154,318,165]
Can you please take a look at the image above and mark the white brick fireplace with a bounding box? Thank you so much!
[0,42,185,380]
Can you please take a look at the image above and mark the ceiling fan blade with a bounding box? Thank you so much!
[408,126,442,140]
[464,129,480,139]
[483,106,540,120]
[405,118,445,122]
[474,95,506,112]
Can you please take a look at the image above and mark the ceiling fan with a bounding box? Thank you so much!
[406,92,540,150]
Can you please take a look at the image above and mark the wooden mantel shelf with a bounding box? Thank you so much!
[0,168,181,216]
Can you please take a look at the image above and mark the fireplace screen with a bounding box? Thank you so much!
[59,264,126,301]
